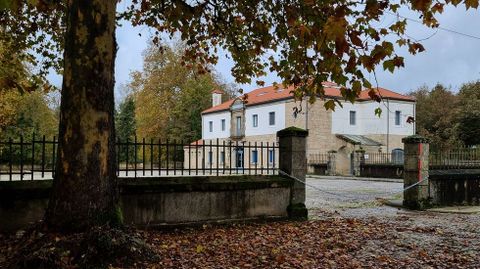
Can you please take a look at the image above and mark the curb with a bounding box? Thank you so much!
[307,175,403,183]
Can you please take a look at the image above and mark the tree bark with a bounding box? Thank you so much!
[45,0,119,231]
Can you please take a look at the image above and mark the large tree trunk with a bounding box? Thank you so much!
[45,0,119,231]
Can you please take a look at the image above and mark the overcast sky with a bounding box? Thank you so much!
[47,5,480,101]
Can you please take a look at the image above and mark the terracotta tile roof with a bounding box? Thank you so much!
[359,87,415,102]
[211,89,224,94]
[202,83,414,114]
[184,139,203,148]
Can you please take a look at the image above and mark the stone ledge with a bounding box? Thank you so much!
[121,175,294,194]
[277,127,308,138]
[0,175,294,198]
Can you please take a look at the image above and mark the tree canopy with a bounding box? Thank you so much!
[456,81,480,146]
[2,0,479,107]
[128,41,235,142]
[409,81,480,149]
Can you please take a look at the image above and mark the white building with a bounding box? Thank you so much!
[189,82,416,175]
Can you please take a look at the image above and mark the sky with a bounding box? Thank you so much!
[47,5,480,102]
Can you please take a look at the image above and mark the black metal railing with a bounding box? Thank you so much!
[0,137,279,181]
[307,153,330,165]
[430,147,480,170]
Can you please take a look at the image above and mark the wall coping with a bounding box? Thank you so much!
[0,175,294,198]
[121,175,293,193]
[277,127,308,138]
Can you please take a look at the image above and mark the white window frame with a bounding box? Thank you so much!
[268,149,274,164]
[221,119,226,131]
[252,150,258,164]
[209,121,213,132]
[269,112,275,126]
[220,151,225,164]
[252,114,258,127]
[349,111,356,126]
[208,151,213,164]
[395,111,401,126]
[236,116,242,136]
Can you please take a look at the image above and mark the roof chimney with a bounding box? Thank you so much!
[211,89,223,107]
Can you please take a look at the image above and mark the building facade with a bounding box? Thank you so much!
[186,82,416,175]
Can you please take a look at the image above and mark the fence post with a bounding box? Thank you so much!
[402,135,431,209]
[277,127,308,220]
[327,150,336,176]
[353,149,365,177]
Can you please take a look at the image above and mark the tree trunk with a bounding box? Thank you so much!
[45,0,119,231]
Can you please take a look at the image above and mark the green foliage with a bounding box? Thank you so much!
[115,96,136,143]
[2,0,479,108]
[115,96,136,163]
[120,0,478,107]
[0,0,65,77]
[0,90,58,140]
[129,41,235,143]
[409,84,460,150]
[410,81,480,149]
[0,91,58,165]
[456,81,480,146]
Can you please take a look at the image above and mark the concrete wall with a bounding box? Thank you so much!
[0,176,293,232]
[360,164,404,179]
[429,170,480,206]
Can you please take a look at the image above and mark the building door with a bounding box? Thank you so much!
[235,147,244,169]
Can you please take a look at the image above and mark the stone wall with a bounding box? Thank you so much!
[360,164,404,178]
[0,175,293,232]
[429,170,480,206]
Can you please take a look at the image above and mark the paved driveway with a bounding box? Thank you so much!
[306,176,404,218]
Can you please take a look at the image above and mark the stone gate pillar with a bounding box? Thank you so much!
[402,135,431,209]
[327,150,336,176]
[353,149,365,177]
[277,127,308,220]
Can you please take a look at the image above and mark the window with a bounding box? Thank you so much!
[395,111,401,126]
[349,111,356,125]
[252,114,258,127]
[220,151,225,164]
[252,150,258,164]
[209,121,213,132]
[236,116,242,136]
[269,150,275,163]
[392,149,404,165]
[269,112,275,126]
[208,151,213,164]
[221,119,226,131]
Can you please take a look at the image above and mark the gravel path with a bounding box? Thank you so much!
[306,176,480,268]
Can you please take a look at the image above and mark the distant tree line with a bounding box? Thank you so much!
[409,81,480,150]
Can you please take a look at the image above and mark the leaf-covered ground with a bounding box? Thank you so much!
[143,213,480,269]
[1,211,478,268]
[1,177,479,268]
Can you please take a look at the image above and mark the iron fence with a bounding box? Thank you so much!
[307,153,330,165]
[430,147,480,170]
[0,136,279,181]
[363,152,404,165]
